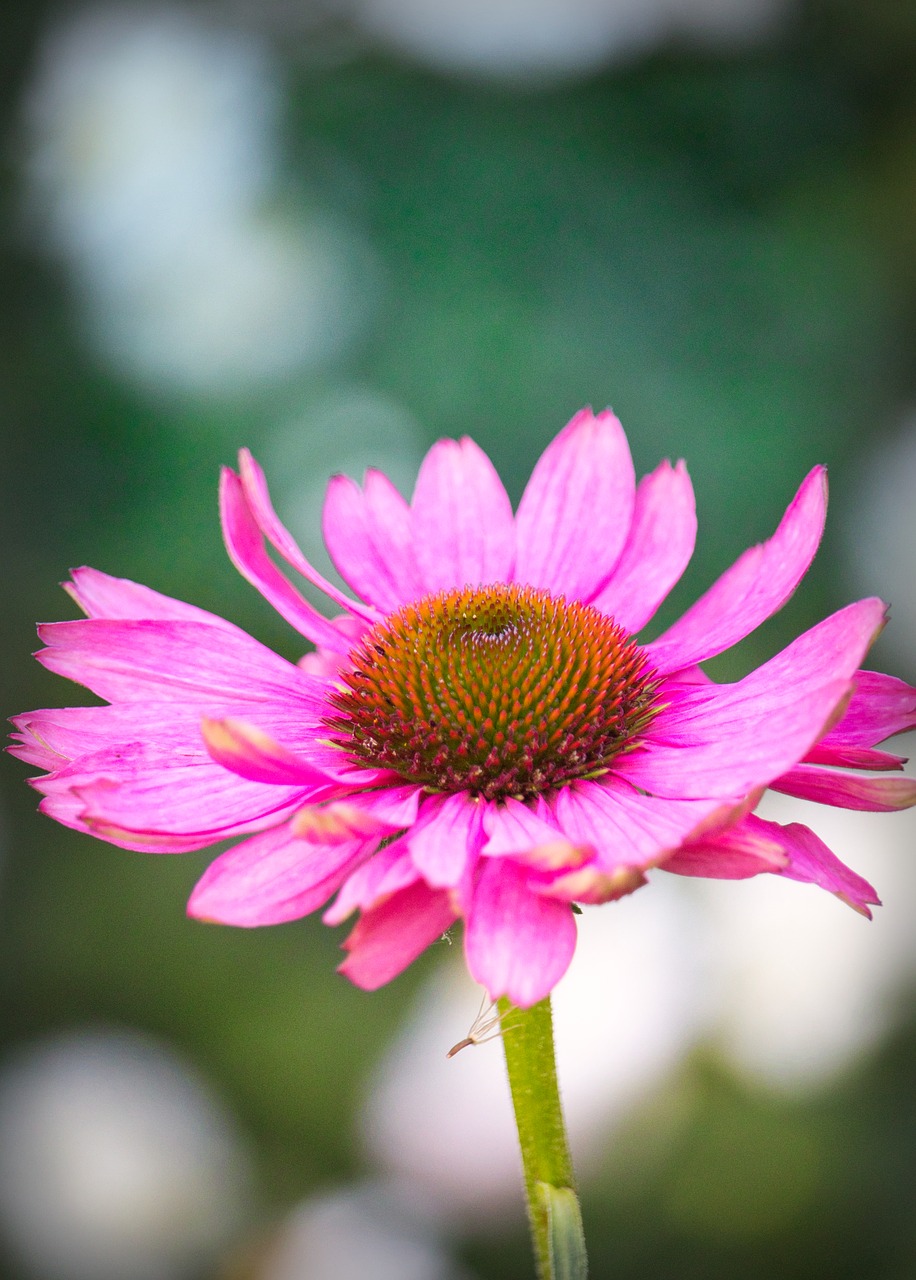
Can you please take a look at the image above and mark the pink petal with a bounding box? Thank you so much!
[298,648,345,677]
[771,764,916,812]
[752,815,881,917]
[9,742,59,770]
[12,701,368,853]
[35,787,297,854]
[464,857,577,1007]
[588,459,697,632]
[187,823,374,926]
[35,788,213,854]
[482,797,591,871]
[290,784,421,842]
[647,466,828,673]
[620,598,887,799]
[817,670,916,750]
[36,618,329,708]
[221,468,358,652]
[33,783,114,831]
[298,616,370,677]
[8,722,65,771]
[338,881,457,990]
[62,742,310,848]
[322,835,419,925]
[537,865,647,905]
[406,792,485,887]
[201,717,338,787]
[12,699,340,776]
[322,470,426,612]
[288,736,399,788]
[64,567,241,630]
[804,744,906,771]
[236,450,380,623]
[514,408,636,601]
[290,803,392,843]
[13,705,219,766]
[552,778,735,871]
[662,820,788,879]
[409,437,515,592]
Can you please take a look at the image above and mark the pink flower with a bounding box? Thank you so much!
[11,409,916,1007]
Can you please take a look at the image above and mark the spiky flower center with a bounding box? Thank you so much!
[325,584,660,803]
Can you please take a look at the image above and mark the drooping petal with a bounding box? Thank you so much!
[36,618,329,709]
[34,786,95,831]
[237,450,380,623]
[771,764,916,812]
[290,784,422,842]
[288,736,399,788]
[661,820,788,880]
[618,679,850,801]
[11,699,347,784]
[63,567,241,631]
[13,699,359,852]
[538,864,647,905]
[8,720,66,771]
[588,459,696,632]
[552,778,737,872]
[221,468,359,652]
[14,704,248,768]
[803,744,907,771]
[464,857,577,1007]
[482,796,591,871]
[201,718,339,788]
[8,741,58,770]
[406,792,485,887]
[61,741,311,847]
[620,598,887,799]
[514,408,635,601]
[322,835,419,925]
[36,787,215,854]
[322,470,426,611]
[338,881,457,990]
[410,437,515,592]
[187,823,374,926]
[750,815,881,917]
[816,670,916,750]
[647,466,828,673]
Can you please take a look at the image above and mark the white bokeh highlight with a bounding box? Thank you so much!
[344,0,790,82]
[21,6,374,396]
[260,1183,474,1280]
[0,1029,251,1280]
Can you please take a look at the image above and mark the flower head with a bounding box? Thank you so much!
[11,409,916,1006]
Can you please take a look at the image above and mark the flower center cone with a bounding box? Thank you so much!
[326,584,660,802]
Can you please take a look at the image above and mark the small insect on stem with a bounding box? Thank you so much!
[446,992,519,1058]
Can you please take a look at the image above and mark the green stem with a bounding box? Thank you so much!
[498,996,588,1280]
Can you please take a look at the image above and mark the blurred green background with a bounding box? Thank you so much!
[1,1,915,1277]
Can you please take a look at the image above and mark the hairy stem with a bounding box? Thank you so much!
[498,995,587,1279]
